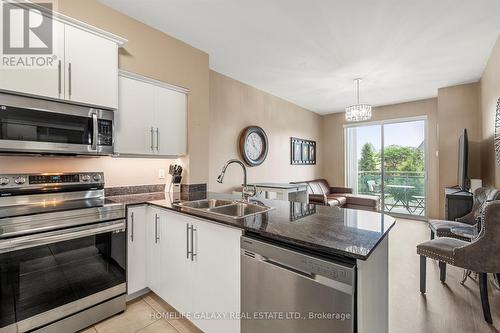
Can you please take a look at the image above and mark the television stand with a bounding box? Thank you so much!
[445,187,473,220]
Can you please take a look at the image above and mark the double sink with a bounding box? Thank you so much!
[175,199,273,219]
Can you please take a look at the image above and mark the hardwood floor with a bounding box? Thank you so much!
[81,217,500,333]
[390,218,500,333]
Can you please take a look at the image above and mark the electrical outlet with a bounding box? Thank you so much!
[159,169,165,179]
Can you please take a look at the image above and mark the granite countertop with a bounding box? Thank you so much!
[107,192,395,261]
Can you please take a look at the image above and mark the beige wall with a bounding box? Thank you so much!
[322,98,440,218]
[209,71,323,192]
[480,36,500,188]
[437,83,481,215]
[0,0,210,187]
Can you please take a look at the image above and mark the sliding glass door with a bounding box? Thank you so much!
[346,118,427,217]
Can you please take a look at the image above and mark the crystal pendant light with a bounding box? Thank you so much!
[345,78,372,122]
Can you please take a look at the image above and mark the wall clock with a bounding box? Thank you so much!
[495,98,500,165]
[239,126,269,166]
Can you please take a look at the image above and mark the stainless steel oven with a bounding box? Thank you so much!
[0,92,114,156]
[0,172,126,333]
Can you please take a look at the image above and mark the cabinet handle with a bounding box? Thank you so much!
[57,60,61,96]
[130,212,134,242]
[155,128,159,151]
[155,213,159,243]
[187,224,192,259]
[190,225,197,261]
[150,127,154,151]
[68,62,72,98]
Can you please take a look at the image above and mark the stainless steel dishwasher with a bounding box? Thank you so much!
[241,236,355,333]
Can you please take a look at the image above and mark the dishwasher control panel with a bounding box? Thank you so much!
[241,236,355,287]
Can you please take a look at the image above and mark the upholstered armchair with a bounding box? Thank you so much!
[428,187,500,241]
[417,200,500,324]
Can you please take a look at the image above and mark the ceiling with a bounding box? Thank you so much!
[100,0,500,114]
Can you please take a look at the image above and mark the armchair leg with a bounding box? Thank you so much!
[420,255,426,294]
[430,230,435,240]
[439,262,446,283]
[479,273,493,324]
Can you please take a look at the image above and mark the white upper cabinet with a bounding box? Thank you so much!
[115,77,156,155]
[155,86,187,156]
[0,6,125,109]
[64,24,118,109]
[0,14,65,99]
[115,71,188,157]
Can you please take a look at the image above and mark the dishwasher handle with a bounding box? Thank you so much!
[241,236,355,290]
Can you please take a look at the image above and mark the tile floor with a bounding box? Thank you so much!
[79,293,202,333]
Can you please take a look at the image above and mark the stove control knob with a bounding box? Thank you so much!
[81,175,91,182]
[0,177,10,186]
[14,176,26,185]
[93,174,102,182]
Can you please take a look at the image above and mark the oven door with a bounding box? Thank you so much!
[0,93,113,155]
[0,220,126,332]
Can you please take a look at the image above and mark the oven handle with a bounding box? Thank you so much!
[0,219,125,253]
[91,112,98,151]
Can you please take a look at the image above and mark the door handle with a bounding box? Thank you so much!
[68,62,72,98]
[186,223,191,259]
[154,213,159,244]
[91,112,98,151]
[190,225,197,261]
[155,128,159,151]
[130,212,134,242]
[150,127,154,151]
[57,60,62,96]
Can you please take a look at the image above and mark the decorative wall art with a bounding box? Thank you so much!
[291,137,316,165]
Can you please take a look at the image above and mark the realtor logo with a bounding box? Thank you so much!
[2,1,53,54]
[1,1,56,68]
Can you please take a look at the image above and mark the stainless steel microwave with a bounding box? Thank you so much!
[0,92,114,156]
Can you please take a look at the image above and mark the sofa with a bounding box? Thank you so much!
[293,179,380,212]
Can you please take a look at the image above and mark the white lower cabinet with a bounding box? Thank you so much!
[127,206,242,332]
[159,211,193,314]
[159,209,241,333]
[146,206,165,294]
[190,216,242,333]
[127,206,147,295]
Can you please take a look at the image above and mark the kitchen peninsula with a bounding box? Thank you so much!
[108,191,395,333]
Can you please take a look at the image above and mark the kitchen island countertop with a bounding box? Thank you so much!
[107,191,395,261]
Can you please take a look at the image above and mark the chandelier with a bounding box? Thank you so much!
[345,78,372,122]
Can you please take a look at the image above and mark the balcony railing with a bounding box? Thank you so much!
[357,171,425,215]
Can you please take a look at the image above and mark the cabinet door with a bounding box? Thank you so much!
[127,206,147,295]
[192,220,242,333]
[146,207,162,294]
[160,210,193,313]
[155,87,187,156]
[64,24,118,108]
[0,17,64,99]
[115,76,156,155]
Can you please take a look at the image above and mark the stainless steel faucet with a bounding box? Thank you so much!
[217,159,256,202]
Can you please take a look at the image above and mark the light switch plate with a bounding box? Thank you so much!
[159,169,165,179]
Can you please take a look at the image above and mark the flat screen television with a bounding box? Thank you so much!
[457,128,470,191]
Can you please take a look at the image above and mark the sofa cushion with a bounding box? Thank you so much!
[326,198,342,207]
[307,181,326,195]
[345,194,379,208]
[326,194,347,207]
